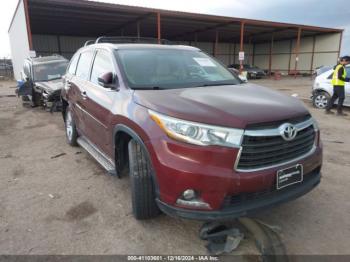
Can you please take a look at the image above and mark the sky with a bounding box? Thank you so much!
[0,0,349,58]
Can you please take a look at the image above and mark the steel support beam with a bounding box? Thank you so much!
[337,31,343,62]
[157,12,161,43]
[214,30,219,57]
[310,35,316,74]
[240,21,245,72]
[233,42,236,64]
[136,21,140,38]
[23,0,33,49]
[294,27,302,77]
[288,39,292,74]
[248,37,252,65]
[252,43,256,65]
[269,33,274,76]
[57,35,61,54]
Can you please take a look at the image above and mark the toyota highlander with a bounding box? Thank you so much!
[61,38,322,220]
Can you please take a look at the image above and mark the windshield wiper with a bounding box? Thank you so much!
[195,83,236,87]
[133,86,165,90]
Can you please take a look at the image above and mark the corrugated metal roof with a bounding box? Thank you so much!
[26,0,342,43]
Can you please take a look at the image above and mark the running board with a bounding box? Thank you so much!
[77,136,117,177]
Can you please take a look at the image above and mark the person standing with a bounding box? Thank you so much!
[325,56,350,116]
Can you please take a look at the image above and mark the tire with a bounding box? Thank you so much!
[65,106,78,146]
[128,139,160,220]
[31,90,41,107]
[313,91,330,109]
[21,95,30,102]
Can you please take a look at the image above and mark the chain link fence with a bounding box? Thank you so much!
[0,58,13,80]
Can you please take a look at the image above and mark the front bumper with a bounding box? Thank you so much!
[147,132,322,220]
[157,168,321,221]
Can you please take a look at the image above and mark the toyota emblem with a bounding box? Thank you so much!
[279,123,298,141]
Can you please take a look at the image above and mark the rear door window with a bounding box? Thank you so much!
[75,50,94,80]
[90,50,114,85]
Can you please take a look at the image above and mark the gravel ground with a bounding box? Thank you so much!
[0,78,349,255]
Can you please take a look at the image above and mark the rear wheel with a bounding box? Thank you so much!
[128,139,160,220]
[31,90,41,107]
[65,106,78,146]
[313,91,330,109]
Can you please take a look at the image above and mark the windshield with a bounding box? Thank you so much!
[33,61,68,82]
[115,49,240,89]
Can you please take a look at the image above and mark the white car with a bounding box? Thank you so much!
[312,65,350,109]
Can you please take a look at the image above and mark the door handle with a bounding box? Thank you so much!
[81,90,88,100]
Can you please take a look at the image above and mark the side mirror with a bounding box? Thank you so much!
[98,72,117,89]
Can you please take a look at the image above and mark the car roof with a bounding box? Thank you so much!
[317,64,350,78]
[26,55,68,65]
[80,43,200,52]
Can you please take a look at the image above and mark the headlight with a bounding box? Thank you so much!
[149,110,244,148]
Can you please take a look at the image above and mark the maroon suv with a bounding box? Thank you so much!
[61,39,322,220]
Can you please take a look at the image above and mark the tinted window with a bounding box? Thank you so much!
[75,50,94,80]
[116,49,240,89]
[68,54,80,75]
[90,50,114,85]
[33,61,68,81]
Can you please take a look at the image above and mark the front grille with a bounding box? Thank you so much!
[237,123,316,170]
[222,166,320,209]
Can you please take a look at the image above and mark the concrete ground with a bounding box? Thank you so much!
[0,77,349,255]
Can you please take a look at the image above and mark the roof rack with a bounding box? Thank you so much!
[84,40,96,46]
[94,36,173,45]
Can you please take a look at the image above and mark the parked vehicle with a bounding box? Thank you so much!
[227,67,248,83]
[17,55,68,111]
[312,65,350,109]
[228,64,266,79]
[62,37,322,221]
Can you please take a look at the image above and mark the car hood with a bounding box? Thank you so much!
[133,83,310,129]
[35,79,63,93]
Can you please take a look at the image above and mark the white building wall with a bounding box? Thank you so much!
[313,33,341,68]
[315,33,341,52]
[253,33,340,73]
[8,0,30,80]
[254,43,270,69]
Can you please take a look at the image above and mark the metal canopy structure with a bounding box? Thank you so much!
[8,0,344,79]
[26,0,341,43]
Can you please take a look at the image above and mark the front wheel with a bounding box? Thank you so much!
[128,139,160,220]
[65,106,78,146]
[313,91,330,109]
